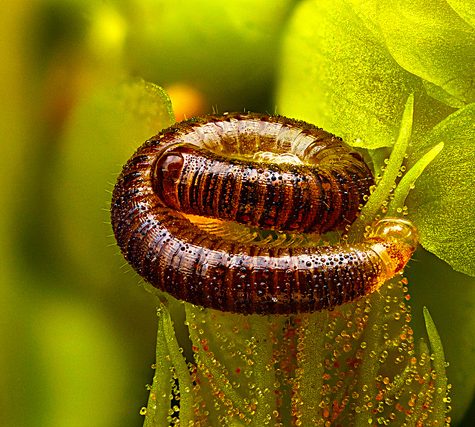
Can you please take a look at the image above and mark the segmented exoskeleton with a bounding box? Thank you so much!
[111,113,417,314]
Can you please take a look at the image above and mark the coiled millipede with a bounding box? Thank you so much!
[111,113,418,315]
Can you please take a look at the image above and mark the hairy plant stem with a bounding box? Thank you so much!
[349,94,414,239]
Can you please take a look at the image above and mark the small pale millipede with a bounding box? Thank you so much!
[111,113,418,315]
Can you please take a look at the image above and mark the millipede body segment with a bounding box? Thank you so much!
[111,113,418,314]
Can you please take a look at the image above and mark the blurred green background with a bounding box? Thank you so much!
[1,1,473,426]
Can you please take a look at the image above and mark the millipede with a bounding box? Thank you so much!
[111,112,418,315]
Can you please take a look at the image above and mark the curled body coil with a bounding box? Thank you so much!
[111,113,417,314]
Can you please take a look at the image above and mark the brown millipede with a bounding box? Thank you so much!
[111,113,418,314]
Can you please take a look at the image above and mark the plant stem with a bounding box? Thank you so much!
[387,142,444,216]
[144,306,174,427]
[294,311,328,426]
[252,318,278,425]
[349,94,414,239]
[424,307,449,424]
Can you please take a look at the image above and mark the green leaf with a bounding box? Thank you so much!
[387,142,444,216]
[275,0,450,149]
[144,300,196,426]
[144,305,174,427]
[55,79,174,288]
[377,0,475,107]
[423,307,449,423]
[446,0,475,28]
[349,94,414,238]
[406,103,475,277]
[407,248,475,422]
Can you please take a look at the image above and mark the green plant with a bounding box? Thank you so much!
[136,94,450,426]
[9,0,471,425]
